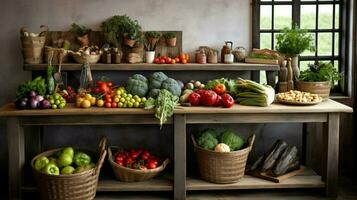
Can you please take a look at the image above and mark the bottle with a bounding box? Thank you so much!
[224,49,234,64]
[287,58,294,90]
[221,41,233,63]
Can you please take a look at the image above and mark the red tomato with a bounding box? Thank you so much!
[105,102,111,108]
[171,59,176,64]
[93,88,101,94]
[214,95,223,107]
[179,53,186,61]
[188,92,201,106]
[154,58,160,64]
[116,155,124,162]
[181,59,187,64]
[147,162,157,169]
[201,90,218,106]
[125,157,134,165]
[175,57,180,63]
[116,160,123,166]
[165,57,172,64]
[107,81,113,87]
[130,148,139,159]
[96,80,103,86]
[106,98,112,103]
[105,94,112,100]
[148,158,158,165]
[214,83,226,95]
[111,102,117,108]
[141,150,150,160]
[222,93,235,108]
[160,58,166,64]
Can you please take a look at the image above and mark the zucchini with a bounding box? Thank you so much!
[261,140,288,172]
[271,145,300,176]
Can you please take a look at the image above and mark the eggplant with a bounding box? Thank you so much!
[271,145,299,176]
[261,140,288,172]
[15,98,28,110]
[250,155,264,171]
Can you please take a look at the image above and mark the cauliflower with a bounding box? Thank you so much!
[161,78,181,97]
[219,131,244,151]
[214,143,230,152]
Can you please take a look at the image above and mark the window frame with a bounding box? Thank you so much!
[252,0,352,96]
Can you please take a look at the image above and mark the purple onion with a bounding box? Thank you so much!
[29,98,39,109]
[35,95,44,102]
[28,91,37,98]
[176,80,184,89]
[40,99,51,109]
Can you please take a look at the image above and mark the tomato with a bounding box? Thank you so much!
[125,157,134,165]
[171,59,176,64]
[96,80,103,86]
[201,90,218,106]
[116,155,125,162]
[100,83,109,93]
[214,83,226,95]
[148,158,158,165]
[165,57,172,64]
[188,92,201,106]
[105,94,112,100]
[181,59,187,64]
[222,93,235,108]
[107,81,113,87]
[160,58,166,64]
[154,58,160,64]
[93,88,101,94]
[130,148,139,159]
[111,102,117,108]
[116,160,123,166]
[175,57,180,63]
[105,102,111,108]
[147,162,157,169]
[214,95,223,106]
[141,150,150,160]
[179,53,186,61]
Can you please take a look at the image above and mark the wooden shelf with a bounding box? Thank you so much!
[22,177,173,192]
[187,168,325,190]
[24,63,280,71]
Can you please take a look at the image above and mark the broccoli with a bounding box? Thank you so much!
[126,74,149,97]
[161,78,181,97]
[197,129,219,150]
[219,131,244,151]
[148,89,161,99]
[149,72,168,89]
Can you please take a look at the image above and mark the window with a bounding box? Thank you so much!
[252,0,350,94]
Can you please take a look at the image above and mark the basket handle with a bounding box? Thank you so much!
[247,134,256,152]
[94,148,106,176]
[98,137,107,154]
[39,25,49,37]
[161,159,170,168]
[20,27,29,36]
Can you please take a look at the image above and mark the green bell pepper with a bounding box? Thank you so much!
[74,163,95,174]
[34,156,49,171]
[44,163,59,175]
[73,152,91,167]
[61,166,75,175]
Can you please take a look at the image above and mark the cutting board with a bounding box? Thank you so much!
[247,166,305,183]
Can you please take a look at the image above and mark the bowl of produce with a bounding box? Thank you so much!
[31,138,106,200]
[108,146,169,182]
[70,46,101,64]
[192,128,255,184]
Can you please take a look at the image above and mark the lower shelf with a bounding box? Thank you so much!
[22,168,324,192]
[187,168,325,190]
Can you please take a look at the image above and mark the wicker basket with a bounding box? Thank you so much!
[71,52,101,64]
[20,26,48,64]
[31,138,107,200]
[192,134,255,184]
[108,146,169,182]
[44,46,69,64]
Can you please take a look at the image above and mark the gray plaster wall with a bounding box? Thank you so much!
[0,0,303,198]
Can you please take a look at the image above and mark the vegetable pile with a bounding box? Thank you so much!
[114,148,162,170]
[195,128,244,152]
[236,78,275,107]
[34,147,94,176]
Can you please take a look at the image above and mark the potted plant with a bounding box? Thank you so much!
[101,15,142,48]
[275,25,315,79]
[297,62,341,99]
[69,23,91,47]
[144,40,158,64]
[146,31,161,46]
[163,32,176,47]
[123,19,142,47]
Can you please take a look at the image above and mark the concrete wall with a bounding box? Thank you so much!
[0,0,307,198]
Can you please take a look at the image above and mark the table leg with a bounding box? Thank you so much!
[266,71,276,87]
[325,113,339,197]
[7,118,25,199]
[174,114,186,200]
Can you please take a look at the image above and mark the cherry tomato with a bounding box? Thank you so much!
[105,102,111,108]
[111,102,117,108]
[221,93,235,108]
[179,53,186,61]
[116,160,123,166]
[154,58,160,64]
[125,157,134,165]
[214,83,226,95]
[181,59,187,64]
[96,80,103,86]
[175,57,180,63]
[100,83,109,93]
[165,57,172,64]
[160,58,166,64]
[130,148,139,159]
[147,162,157,169]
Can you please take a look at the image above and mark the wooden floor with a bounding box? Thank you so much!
[92,177,357,200]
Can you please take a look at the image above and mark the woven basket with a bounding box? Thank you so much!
[71,52,101,64]
[44,46,69,64]
[108,146,169,182]
[20,26,48,64]
[192,134,255,184]
[31,138,107,200]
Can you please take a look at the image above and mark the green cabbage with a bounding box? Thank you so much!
[219,131,244,151]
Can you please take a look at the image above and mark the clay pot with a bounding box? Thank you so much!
[124,38,136,47]
[296,81,331,100]
[166,37,176,47]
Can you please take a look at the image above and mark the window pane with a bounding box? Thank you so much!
[260,33,272,49]
[334,33,339,56]
[299,61,314,72]
[335,4,339,29]
[260,5,272,29]
[301,33,316,56]
[318,33,332,56]
[301,5,316,29]
[260,71,267,84]
[274,5,292,29]
[318,4,333,29]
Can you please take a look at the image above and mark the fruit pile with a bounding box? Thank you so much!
[104,87,147,108]
[48,93,67,109]
[61,86,77,103]
[114,148,161,170]
[153,53,189,64]
[76,93,98,108]
[15,91,50,110]
[33,147,94,175]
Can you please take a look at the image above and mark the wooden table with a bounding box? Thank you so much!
[0,100,352,200]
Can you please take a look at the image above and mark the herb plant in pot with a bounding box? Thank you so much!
[163,32,176,47]
[123,21,142,47]
[297,62,341,100]
[276,25,315,80]
[146,31,161,46]
[144,39,158,64]
[69,23,91,47]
